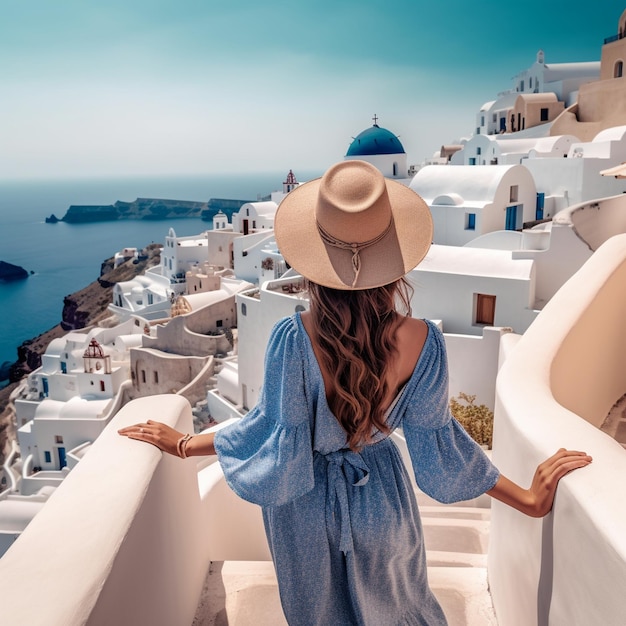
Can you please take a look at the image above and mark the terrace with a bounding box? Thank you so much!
[1,235,626,625]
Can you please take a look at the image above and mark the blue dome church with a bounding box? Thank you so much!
[345,116,408,179]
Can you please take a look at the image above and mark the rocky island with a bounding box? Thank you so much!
[47,197,254,224]
[0,261,31,282]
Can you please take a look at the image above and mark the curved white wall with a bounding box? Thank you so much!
[0,395,208,626]
[490,234,626,625]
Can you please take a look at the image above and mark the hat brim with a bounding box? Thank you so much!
[274,172,433,290]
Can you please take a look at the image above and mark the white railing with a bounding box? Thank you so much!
[490,234,626,626]
[0,395,211,626]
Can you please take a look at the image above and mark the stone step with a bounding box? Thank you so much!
[420,505,492,520]
[193,560,285,626]
[194,560,497,626]
[422,517,491,554]
[428,566,498,625]
[427,550,488,568]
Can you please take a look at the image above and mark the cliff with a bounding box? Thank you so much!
[0,244,163,465]
[50,197,253,224]
[8,243,162,381]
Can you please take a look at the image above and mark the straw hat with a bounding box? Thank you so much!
[274,160,433,290]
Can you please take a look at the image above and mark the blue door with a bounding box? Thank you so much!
[42,377,49,397]
[536,193,545,220]
[57,447,67,469]
[505,205,518,230]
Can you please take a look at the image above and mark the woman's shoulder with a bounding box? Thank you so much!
[395,317,431,384]
[398,316,429,338]
[265,314,305,357]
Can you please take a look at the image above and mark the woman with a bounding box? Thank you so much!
[119,160,591,625]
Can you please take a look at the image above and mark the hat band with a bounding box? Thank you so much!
[317,219,393,288]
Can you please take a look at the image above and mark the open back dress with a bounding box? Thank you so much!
[214,314,500,625]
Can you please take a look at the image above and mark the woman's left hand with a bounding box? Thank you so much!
[525,448,592,517]
[488,448,592,517]
[118,420,184,457]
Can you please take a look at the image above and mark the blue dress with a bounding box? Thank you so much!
[214,314,500,626]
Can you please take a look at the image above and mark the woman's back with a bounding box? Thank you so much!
[300,310,429,417]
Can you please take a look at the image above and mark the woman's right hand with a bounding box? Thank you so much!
[118,419,185,457]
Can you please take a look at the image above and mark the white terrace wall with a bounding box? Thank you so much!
[445,327,513,411]
[489,234,626,626]
[236,277,308,411]
[0,395,209,626]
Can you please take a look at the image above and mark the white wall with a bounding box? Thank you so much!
[236,277,309,410]
[444,327,512,411]
[512,223,592,307]
[428,201,488,247]
[231,201,277,233]
[205,230,240,268]
[408,250,537,335]
[489,234,626,626]
[232,231,276,284]
[524,151,626,207]
[412,164,537,246]
[0,395,210,626]
[483,166,537,233]
[565,193,626,250]
[344,152,408,179]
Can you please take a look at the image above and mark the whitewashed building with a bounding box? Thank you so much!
[127,276,252,405]
[451,134,578,166]
[113,247,138,267]
[233,274,308,413]
[110,268,172,321]
[475,50,600,136]
[411,164,538,245]
[231,201,277,235]
[523,125,626,211]
[408,245,537,335]
[552,10,626,141]
[221,268,520,417]
[232,230,279,285]
[13,319,143,477]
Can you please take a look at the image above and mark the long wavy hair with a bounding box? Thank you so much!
[307,278,413,451]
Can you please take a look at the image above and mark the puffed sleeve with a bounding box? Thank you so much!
[213,316,315,507]
[401,323,500,503]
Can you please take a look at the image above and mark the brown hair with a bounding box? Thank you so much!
[307,278,413,450]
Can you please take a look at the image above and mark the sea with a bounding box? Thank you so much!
[0,171,322,381]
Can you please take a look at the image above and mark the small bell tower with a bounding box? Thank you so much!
[283,170,298,194]
[83,339,111,374]
[213,209,228,230]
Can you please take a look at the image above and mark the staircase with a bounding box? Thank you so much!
[192,489,497,625]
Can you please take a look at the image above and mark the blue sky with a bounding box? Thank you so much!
[1,1,622,179]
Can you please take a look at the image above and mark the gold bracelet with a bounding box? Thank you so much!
[176,433,192,458]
